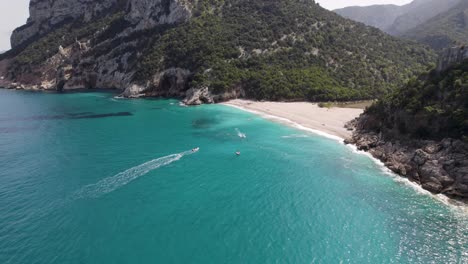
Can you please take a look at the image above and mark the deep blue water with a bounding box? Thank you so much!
[0,89,466,263]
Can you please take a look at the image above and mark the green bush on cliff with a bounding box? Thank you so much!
[368,59,468,139]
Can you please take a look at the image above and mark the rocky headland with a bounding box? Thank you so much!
[345,47,468,202]
[345,118,468,201]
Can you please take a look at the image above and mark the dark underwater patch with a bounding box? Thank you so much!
[192,117,219,129]
[0,112,133,122]
[71,112,133,119]
[0,126,38,134]
[66,112,95,117]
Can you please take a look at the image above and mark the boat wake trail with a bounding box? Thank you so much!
[72,150,194,199]
[236,128,247,139]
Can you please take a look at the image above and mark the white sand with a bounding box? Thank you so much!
[223,100,364,139]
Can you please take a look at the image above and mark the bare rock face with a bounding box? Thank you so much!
[437,46,468,72]
[121,68,192,98]
[183,87,214,105]
[126,0,192,31]
[7,0,195,96]
[12,0,193,49]
[11,0,119,48]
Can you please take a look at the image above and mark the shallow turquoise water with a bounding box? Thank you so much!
[0,89,466,263]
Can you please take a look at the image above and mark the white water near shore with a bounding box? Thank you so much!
[222,100,468,213]
[223,99,363,139]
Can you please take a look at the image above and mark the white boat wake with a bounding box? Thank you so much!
[72,150,194,199]
[236,128,247,138]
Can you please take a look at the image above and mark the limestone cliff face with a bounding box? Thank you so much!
[11,0,119,48]
[2,0,241,105]
[437,46,468,72]
[2,0,219,104]
[126,0,192,31]
[12,0,193,48]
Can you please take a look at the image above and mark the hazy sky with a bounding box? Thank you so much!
[0,0,414,51]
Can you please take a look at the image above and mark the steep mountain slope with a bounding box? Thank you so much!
[403,1,468,50]
[0,0,435,104]
[333,4,404,32]
[386,0,461,35]
[346,47,468,199]
[335,0,462,49]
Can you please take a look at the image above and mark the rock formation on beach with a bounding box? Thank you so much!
[0,0,435,104]
[346,46,468,200]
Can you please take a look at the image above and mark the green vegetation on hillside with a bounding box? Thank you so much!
[368,59,468,139]
[335,0,464,50]
[403,1,468,50]
[1,0,436,102]
[135,0,435,101]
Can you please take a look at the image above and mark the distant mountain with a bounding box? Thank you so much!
[335,0,463,49]
[386,0,461,35]
[402,1,468,50]
[333,5,404,32]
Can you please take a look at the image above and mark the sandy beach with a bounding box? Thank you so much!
[223,99,364,139]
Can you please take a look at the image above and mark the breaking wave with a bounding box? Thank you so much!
[281,134,309,139]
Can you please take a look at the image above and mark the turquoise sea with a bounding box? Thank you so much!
[0,89,466,263]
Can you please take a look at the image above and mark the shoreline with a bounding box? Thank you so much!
[223,99,468,211]
[222,99,363,140]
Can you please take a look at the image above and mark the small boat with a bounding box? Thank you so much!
[236,151,241,156]
[192,147,200,152]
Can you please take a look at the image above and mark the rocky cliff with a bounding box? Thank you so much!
[0,0,435,104]
[437,46,468,72]
[345,48,468,201]
[2,0,200,101]
[346,117,468,200]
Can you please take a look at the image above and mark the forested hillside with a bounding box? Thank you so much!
[366,53,468,139]
[335,0,464,50]
[0,0,436,103]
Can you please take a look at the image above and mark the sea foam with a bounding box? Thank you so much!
[235,128,247,138]
[224,103,468,213]
[73,150,194,199]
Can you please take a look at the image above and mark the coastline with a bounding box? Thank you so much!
[223,99,468,211]
[222,99,363,140]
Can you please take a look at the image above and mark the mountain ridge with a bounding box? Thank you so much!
[0,0,435,104]
[335,0,463,49]
[402,0,468,50]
